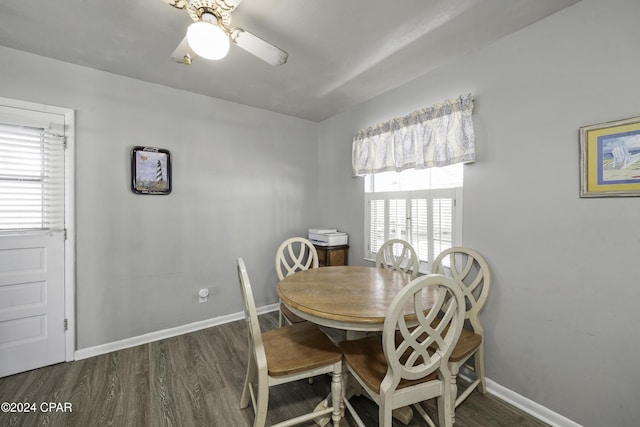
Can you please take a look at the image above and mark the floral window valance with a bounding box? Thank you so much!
[352,94,475,176]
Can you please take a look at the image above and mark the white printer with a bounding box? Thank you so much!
[308,228,348,246]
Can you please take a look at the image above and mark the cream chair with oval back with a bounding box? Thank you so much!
[375,239,420,278]
[432,246,492,408]
[275,237,319,327]
[237,258,344,427]
[339,274,465,427]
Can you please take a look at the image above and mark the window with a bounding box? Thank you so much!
[0,108,66,231]
[364,163,463,272]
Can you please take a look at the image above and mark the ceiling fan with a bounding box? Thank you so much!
[163,0,288,66]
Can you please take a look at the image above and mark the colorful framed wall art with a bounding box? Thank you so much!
[131,146,172,195]
[579,116,640,197]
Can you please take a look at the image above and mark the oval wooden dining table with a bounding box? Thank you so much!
[277,265,439,425]
[277,265,438,333]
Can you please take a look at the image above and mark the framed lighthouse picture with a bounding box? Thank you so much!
[131,146,172,195]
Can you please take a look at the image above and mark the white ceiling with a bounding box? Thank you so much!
[0,0,580,122]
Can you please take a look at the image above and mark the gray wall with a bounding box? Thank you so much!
[1,0,637,424]
[0,45,319,349]
[317,0,639,426]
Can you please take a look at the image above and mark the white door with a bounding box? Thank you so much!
[0,232,65,377]
[0,100,72,377]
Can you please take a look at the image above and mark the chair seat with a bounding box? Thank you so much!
[427,321,483,363]
[339,335,437,394]
[450,329,482,363]
[280,302,307,324]
[263,321,342,377]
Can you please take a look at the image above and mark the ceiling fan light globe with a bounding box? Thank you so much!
[187,21,229,60]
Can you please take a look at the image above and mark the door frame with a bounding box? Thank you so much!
[0,96,76,362]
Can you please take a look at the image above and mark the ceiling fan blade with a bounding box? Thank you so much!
[216,0,243,13]
[170,35,196,64]
[162,0,188,9]
[230,29,288,66]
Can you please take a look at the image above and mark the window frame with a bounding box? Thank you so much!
[364,183,463,274]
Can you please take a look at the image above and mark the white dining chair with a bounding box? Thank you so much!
[275,237,319,326]
[339,274,465,427]
[432,246,492,408]
[237,258,344,427]
[375,239,420,278]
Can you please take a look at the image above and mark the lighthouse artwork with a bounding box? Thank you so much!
[131,146,172,195]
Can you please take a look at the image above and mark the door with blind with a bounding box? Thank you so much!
[0,100,71,377]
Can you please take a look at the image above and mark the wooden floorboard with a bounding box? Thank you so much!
[0,311,549,426]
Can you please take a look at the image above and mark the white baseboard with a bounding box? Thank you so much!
[74,303,279,361]
[480,375,582,427]
[75,306,580,427]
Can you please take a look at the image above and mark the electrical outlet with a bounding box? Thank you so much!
[198,288,209,303]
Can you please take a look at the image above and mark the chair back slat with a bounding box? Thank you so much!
[382,274,465,386]
[275,237,319,280]
[432,247,491,333]
[375,239,420,278]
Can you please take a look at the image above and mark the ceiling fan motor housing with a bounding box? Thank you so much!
[186,0,235,26]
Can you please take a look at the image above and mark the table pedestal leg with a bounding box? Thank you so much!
[312,396,333,427]
[312,380,414,426]
[392,406,414,425]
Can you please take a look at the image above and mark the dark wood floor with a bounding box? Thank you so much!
[0,312,548,426]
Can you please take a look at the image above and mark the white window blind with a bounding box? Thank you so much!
[365,187,462,270]
[0,122,65,231]
[432,197,454,256]
[369,199,385,254]
[365,187,462,271]
[389,199,406,241]
[410,197,429,261]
